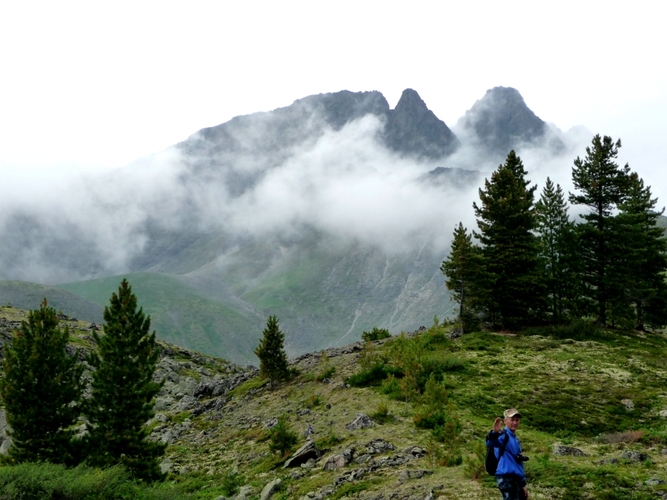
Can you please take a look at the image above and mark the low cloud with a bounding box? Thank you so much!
[0,108,594,285]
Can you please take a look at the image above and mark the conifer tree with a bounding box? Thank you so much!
[569,135,630,325]
[0,299,83,465]
[473,150,543,328]
[535,178,581,323]
[85,279,165,481]
[440,222,482,332]
[616,172,667,330]
[254,315,289,388]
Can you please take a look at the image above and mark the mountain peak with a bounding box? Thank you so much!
[382,88,459,159]
[457,86,563,157]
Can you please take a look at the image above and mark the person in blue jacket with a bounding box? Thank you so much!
[486,408,529,500]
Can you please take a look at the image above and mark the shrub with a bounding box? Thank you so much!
[413,408,449,429]
[0,463,187,500]
[380,374,402,399]
[347,362,402,387]
[370,401,394,424]
[361,327,391,342]
[220,470,243,497]
[316,366,336,382]
[306,394,322,408]
[547,320,610,341]
[268,415,298,457]
[463,441,487,480]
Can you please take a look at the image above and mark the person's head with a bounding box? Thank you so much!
[503,408,522,431]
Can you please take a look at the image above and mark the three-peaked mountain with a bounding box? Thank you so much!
[0,87,582,363]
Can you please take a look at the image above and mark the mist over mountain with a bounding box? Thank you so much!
[455,86,566,158]
[0,87,590,362]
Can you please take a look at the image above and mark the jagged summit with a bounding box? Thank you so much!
[383,89,460,160]
[456,86,563,157]
[181,89,459,164]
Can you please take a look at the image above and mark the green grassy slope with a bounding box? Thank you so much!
[159,323,667,499]
[57,273,262,364]
[0,280,104,323]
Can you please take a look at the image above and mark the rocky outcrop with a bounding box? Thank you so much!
[382,89,459,159]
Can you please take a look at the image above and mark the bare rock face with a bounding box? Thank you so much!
[456,86,565,158]
[382,89,459,159]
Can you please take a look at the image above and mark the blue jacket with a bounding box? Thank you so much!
[486,429,526,485]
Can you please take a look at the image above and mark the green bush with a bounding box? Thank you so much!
[413,408,450,429]
[549,320,610,341]
[361,327,391,342]
[347,362,403,387]
[220,470,243,497]
[268,415,298,457]
[0,463,191,500]
[380,374,402,399]
[370,401,394,424]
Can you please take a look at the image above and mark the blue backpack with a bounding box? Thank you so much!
[485,430,509,476]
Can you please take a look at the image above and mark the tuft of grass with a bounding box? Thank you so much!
[228,376,267,398]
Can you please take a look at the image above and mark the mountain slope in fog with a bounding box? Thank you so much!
[0,87,582,363]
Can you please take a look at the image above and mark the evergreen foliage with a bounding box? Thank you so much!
[472,150,544,327]
[268,414,298,457]
[440,222,482,332]
[0,299,83,465]
[361,327,391,341]
[254,315,289,388]
[535,178,582,322]
[569,135,631,325]
[85,279,165,482]
[615,172,667,330]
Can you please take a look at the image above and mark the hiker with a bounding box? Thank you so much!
[486,408,529,500]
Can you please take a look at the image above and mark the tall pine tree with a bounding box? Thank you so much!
[85,279,165,481]
[473,150,543,328]
[440,222,482,332]
[0,299,83,465]
[616,172,667,330]
[569,135,630,325]
[254,315,289,388]
[535,178,581,323]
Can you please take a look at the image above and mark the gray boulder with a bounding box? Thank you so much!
[260,478,282,500]
[284,441,321,468]
[346,413,375,430]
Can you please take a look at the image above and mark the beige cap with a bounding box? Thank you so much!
[504,408,522,418]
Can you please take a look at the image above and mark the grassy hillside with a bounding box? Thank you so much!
[0,280,104,323]
[2,304,667,499]
[164,323,667,499]
[57,273,262,364]
[55,232,455,363]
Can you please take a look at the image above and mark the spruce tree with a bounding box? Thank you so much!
[0,299,83,465]
[440,222,482,332]
[616,172,667,330]
[535,178,581,323]
[569,135,630,325]
[85,279,165,481]
[473,150,543,328]
[254,315,289,388]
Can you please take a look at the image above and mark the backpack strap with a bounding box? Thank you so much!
[497,430,509,461]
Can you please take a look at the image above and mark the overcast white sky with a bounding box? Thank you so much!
[1,1,665,196]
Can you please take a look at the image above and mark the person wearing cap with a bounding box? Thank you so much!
[486,408,529,500]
